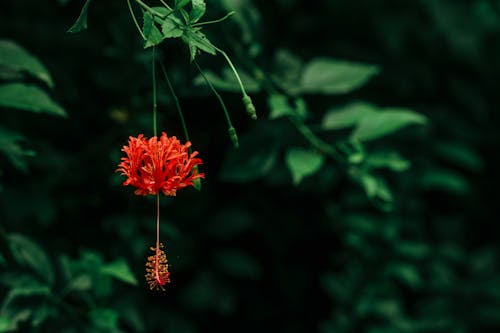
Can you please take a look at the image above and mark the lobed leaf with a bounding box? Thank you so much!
[190,0,206,23]
[182,29,216,61]
[143,11,164,48]
[162,17,184,38]
[175,0,191,9]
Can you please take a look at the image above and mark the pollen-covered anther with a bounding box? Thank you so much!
[145,243,170,291]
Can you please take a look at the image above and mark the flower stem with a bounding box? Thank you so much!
[214,47,256,120]
[289,116,345,163]
[192,11,235,27]
[152,46,158,137]
[159,61,190,144]
[194,60,239,148]
[155,192,161,282]
[134,0,167,18]
[159,0,172,11]
[156,193,160,251]
[127,0,146,40]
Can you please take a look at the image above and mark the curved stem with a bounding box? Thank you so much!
[134,0,167,18]
[152,47,158,137]
[159,61,190,144]
[155,193,161,282]
[290,116,345,163]
[127,0,146,40]
[213,47,246,97]
[192,11,235,27]
[194,60,239,148]
[159,0,172,11]
[156,193,160,250]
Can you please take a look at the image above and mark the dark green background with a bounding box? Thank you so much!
[1,0,499,332]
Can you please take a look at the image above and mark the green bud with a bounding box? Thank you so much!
[193,165,202,190]
[242,95,257,120]
[228,126,239,148]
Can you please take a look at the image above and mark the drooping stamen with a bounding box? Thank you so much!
[145,243,170,291]
[145,194,170,291]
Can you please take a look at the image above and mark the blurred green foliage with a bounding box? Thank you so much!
[1,0,499,332]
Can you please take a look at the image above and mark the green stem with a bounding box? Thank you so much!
[290,116,345,163]
[152,46,158,137]
[194,60,239,148]
[159,0,173,11]
[159,61,190,144]
[134,0,167,18]
[192,11,235,27]
[156,193,160,253]
[214,47,256,119]
[214,47,246,97]
[127,0,146,40]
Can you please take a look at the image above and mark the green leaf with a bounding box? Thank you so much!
[434,142,483,172]
[182,29,216,61]
[175,0,191,9]
[67,0,92,33]
[386,263,422,289]
[8,234,54,285]
[365,151,411,172]
[64,274,92,292]
[0,287,52,331]
[143,11,164,48]
[351,170,393,211]
[420,169,469,194]
[193,68,260,93]
[268,94,294,119]
[151,6,172,18]
[322,102,378,130]
[285,148,325,185]
[1,286,51,313]
[213,250,262,279]
[31,304,57,328]
[0,83,67,117]
[161,17,184,38]
[190,0,206,23]
[100,258,138,286]
[220,132,278,183]
[90,308,119,331]
[351,108,427,142]
[0,40,54,88]
[0,126,35,171]
[300,57,379,94]
[0,317,11,332]
[396,242,431,260]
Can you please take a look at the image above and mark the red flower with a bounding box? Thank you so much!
[116,132,204,196]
